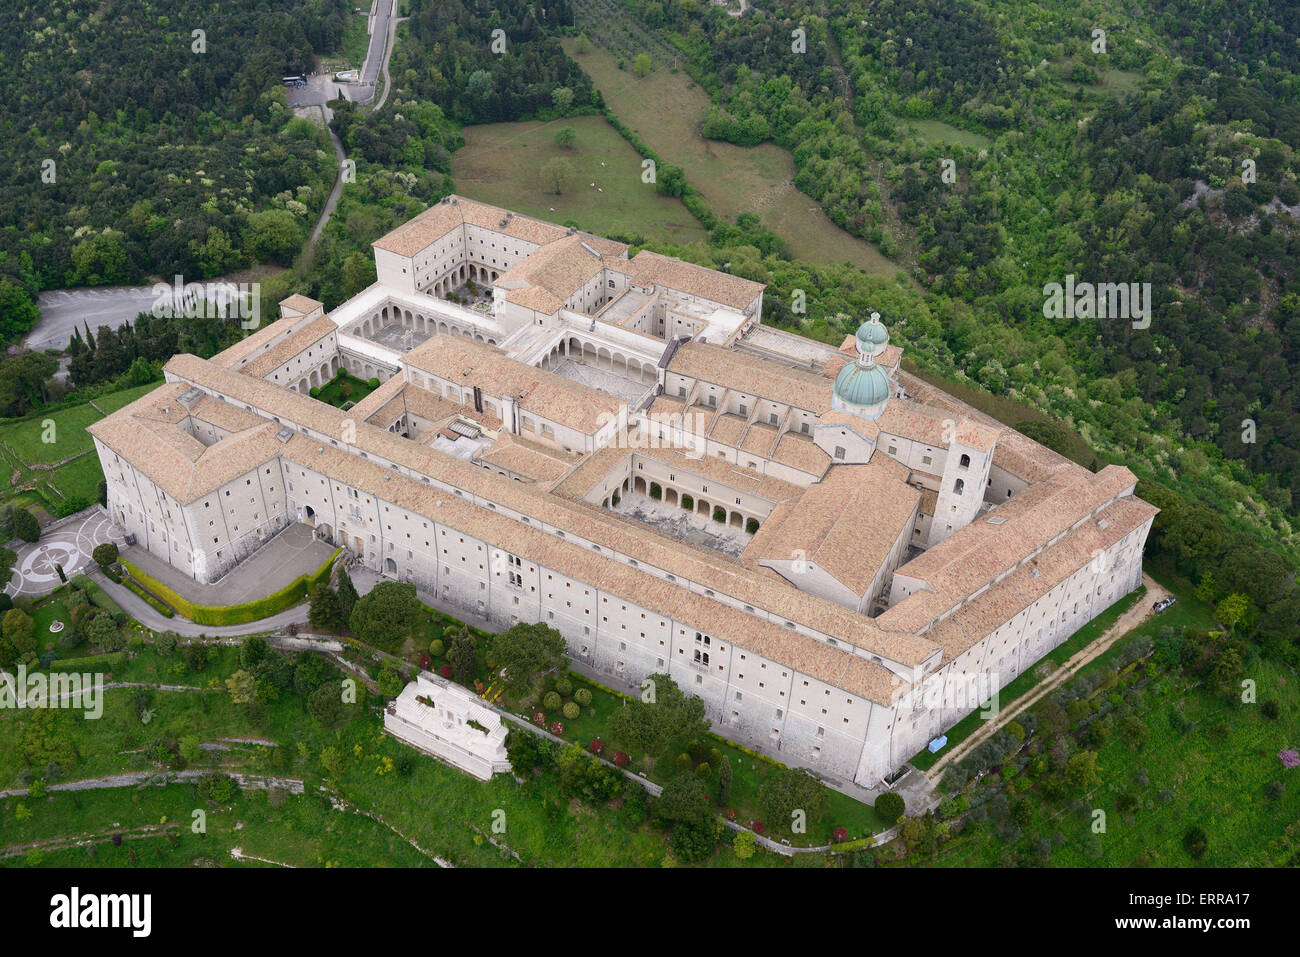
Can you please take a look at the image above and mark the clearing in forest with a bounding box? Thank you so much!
[564,40,898,276]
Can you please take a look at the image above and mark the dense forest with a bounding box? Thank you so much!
[595,0,1300,531]
[0,0,350,338]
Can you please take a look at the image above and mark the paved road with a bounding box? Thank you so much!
[29,287,160,351]
[353,0,395,104]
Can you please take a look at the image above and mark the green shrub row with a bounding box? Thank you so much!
[122,576,175,618]
[827,836,875,853]
[600,107,718,231]
[121,549,340,625]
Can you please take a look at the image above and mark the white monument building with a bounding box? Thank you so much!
[385,671,511,781]
[90,196,1156,787]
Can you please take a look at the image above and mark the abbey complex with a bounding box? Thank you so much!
[89,197,1155,787]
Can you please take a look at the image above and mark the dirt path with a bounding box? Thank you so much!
[926,575,1170,781]
[1,824,179,859]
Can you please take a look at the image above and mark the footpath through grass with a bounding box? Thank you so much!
[910,587,1146,772]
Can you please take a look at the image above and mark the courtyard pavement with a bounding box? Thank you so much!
[120,522,337,606]
[4,506,121,597]
[612,491,753,558]
[551,358,653,404]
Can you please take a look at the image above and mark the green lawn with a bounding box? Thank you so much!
[315,371,376,409]
[452,114,708,246]
[32,600,70,654]
[2,783,435,869]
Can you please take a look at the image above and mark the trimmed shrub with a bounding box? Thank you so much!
[549,721,565,735]
[92,543,119,569]
[543,691,562,711]
[874,792,905,825]
[589,738,605,755]
[532,710,545,725]
[833,826,849,843]
[418,654,431,669]
[439,664,454,679]
[14,508,39,542]
[555,676,573,697]
[429,638,445,657]
[562,701,580,720]
[122,577,175,617]
[752,821,765,835]
[675,752,692,772]
[573,687,592,707]
[612,751,629,767]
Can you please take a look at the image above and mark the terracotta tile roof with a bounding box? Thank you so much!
[669,342,833,413]
[494,234,628,309]
[740,422,779,457]
[709,412,748,447]
[609,250,763,311]
[372,195,571,258]
[476,434,576,484]
[771,432,831,477]
[279,294,322,316]
[90,385,285,505]
[241,317,337,379]
[742,458,919,595]
[404,335,623,434]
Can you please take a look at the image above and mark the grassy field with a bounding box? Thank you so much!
[2,783,436,868]
[894,117,992,151]
[451,115,708,246]
[563,40,898,275]
[0,382,157,513]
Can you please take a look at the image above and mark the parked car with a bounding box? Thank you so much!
[1152,597,1176,613]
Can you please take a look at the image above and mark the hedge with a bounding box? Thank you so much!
[70,575,122,615]
[50,651,125,674]
[828,836,876,854]
[121,548,341,625]
[122,577,174,618]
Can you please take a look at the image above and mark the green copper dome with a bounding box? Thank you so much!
[833,358,892,410]
[855,312,889,355]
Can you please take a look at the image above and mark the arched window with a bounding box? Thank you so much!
[954,478,965,495]
[959,453,971,468]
